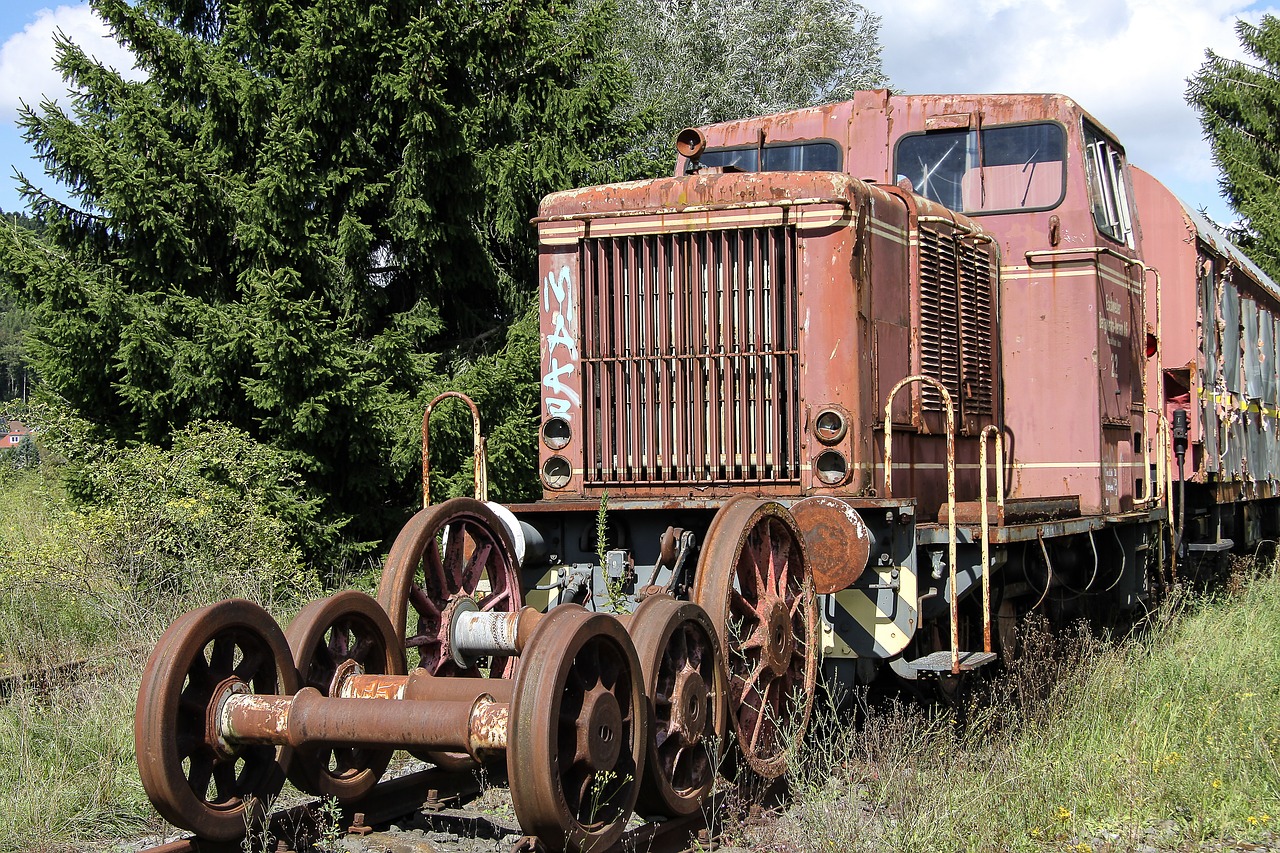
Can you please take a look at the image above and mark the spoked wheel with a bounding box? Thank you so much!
[509,605,647,853]
[283,591,405,801]
[693,496,818,779]
[377,498,524,767]
[626,594,727,817]
[376,497,524,676]
[135,599,299,841]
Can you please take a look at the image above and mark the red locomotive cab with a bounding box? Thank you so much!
[866,94,1148,517]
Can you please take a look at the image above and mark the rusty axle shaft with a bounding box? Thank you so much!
[219,684,509,760]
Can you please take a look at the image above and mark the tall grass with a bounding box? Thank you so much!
[0,419,325,851]
[745,554,1280,852]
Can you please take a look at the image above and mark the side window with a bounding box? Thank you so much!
[895,122,1066,215]
[696,141,841,173]
[1083,123,1134,247]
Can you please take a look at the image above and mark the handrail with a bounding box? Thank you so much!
[978,425,1005,655]
[422,392,488,508]
[1025,246,1144,269]
[884,375,959,673]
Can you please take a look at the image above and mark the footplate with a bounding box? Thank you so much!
[906,651,997,672]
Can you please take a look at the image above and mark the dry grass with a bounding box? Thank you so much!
[732,551,1280,853]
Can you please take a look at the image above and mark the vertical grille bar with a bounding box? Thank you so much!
[581,225,799,486]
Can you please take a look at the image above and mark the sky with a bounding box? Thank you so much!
[0,1,1277,224]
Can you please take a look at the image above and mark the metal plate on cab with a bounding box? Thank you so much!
[790,496,872,594]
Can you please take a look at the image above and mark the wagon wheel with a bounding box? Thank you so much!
[509,605,647,852]
[377,498,524,767]
[283,591,405,801]
[135,599,299,842]
[377,497,523,677]
[626,594,727,817]
[693,496,818,779]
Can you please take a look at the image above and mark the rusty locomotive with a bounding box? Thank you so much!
[135,91,1280,851]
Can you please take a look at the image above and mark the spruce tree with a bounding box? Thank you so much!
[0,0,642,553]
[1188,15,1280,278]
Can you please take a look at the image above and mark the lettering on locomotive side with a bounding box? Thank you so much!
[1097,312,1130,348]
[542,264,580,419]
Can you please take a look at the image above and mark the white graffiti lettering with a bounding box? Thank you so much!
[542,265,579,421]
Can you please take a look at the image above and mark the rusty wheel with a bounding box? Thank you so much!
[377,498,523,767]
[282,591,405,801]
[377,498,523,676]
[626,594,727,817]
[135,599,298,841]
[693,496,818,779]
[509,605,647,852]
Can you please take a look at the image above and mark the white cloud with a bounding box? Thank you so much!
[0,3,136,117]
[860,0,1280,220]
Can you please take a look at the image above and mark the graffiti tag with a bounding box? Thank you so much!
[543,265,580,419]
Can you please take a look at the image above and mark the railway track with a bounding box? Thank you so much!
[135,764,745,853]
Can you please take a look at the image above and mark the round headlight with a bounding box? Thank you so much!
[814,408,847,444]
[542,416,571,450]
[814,450,849,485]
[541,456,572,490]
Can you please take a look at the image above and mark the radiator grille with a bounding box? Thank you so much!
[580,227,801,486]
[918,226,995,417]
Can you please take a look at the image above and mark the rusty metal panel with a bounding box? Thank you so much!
[580,227,801,487]
[1262,308,1277,404]
[1231,415,1243,478]
[1223,273,1242,395]
[1270,414,1280,481]
[1244,297,1263,401]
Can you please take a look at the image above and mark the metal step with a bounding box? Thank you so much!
[1186,538,1234,553]
[906,651,997,673]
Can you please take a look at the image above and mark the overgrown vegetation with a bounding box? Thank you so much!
[0,401,331,851]
[726,553,1280,853]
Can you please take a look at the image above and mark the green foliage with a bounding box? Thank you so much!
[0,213,38,402]
[613,0,890,172]
[2,400,324,611]
[0,0,643,552]
[1188,15,1280,277]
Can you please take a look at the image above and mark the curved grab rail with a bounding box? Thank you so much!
[978,424,1005,655]
[883,375,959,673]
[422,392,488,507]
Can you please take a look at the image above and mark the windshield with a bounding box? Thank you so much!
[894,122,1066,214]
[695,141,841,172]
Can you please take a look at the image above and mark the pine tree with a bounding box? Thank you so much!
[0,0,642,553]
[1188,15,1280,278]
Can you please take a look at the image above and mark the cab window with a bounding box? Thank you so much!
[1083,123,1134,246]
[894,122,1066,214]
[694,141,841,172]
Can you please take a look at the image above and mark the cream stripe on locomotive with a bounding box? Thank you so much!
[536,201,856,244]
[871,460,1150,471]
[819,562,918,660]
[1001,263,1143,295]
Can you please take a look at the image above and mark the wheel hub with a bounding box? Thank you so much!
[669,668,708,744]
[578,686,623,771]
[208,676,250,761]
[762,596,794,677]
